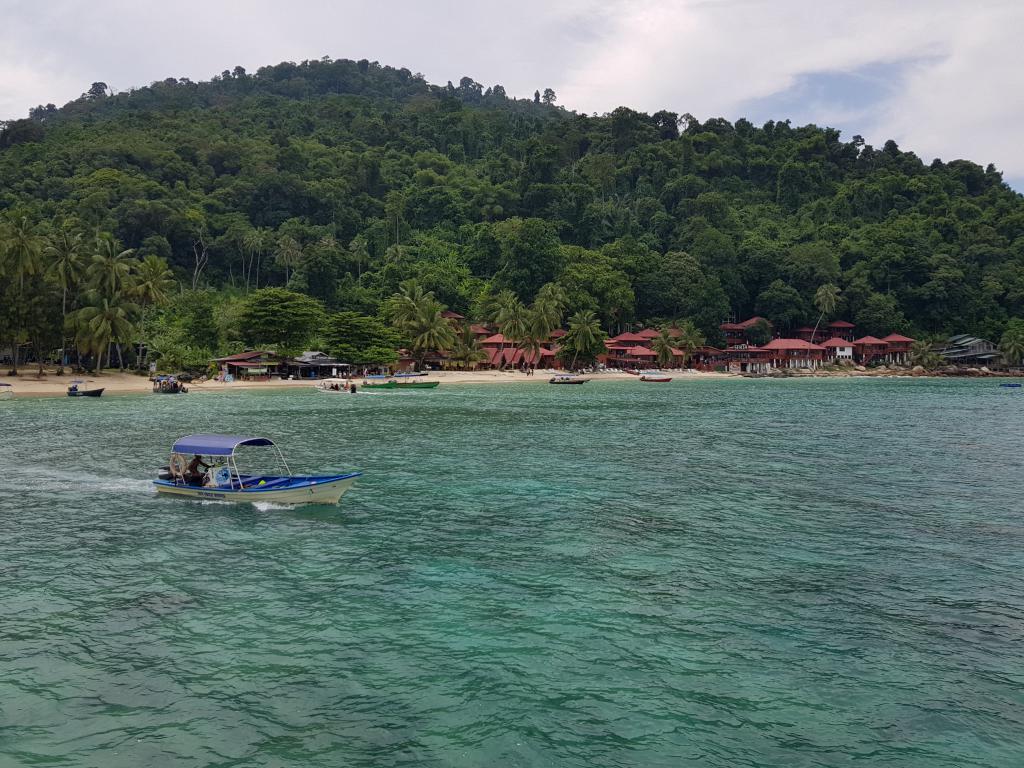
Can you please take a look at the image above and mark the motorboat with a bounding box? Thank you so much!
[638,370,671,382]
[361,379,438,389]
[549,375,587,384]
[153,433,361,505]
[0,383,12,400]
[316,378,358,393]
[999,382,1022,388]
[153,375,188,394]
[67,380,104,397]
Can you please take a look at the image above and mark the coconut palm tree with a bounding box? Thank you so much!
[46,228,86,367]
[243,227,271,290]
[387,280,455,370]
[999,321,1024,367]
[275,235,303,285]
[450,325,488,369]
[133,255,176,306]
[673,320,706,367]
[810,283,840,342]
[493,291,527,368]
[651,328,676,368]
[910,338,943,369]
[73,292,138,373]
[89,237,135,299]
[562,310,605,370]
[2,217,45,373]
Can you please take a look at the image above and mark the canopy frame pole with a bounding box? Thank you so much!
[273,443,291,475]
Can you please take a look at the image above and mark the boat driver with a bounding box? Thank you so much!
[185,455,211,485]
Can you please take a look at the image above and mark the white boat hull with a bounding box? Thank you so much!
[153,475,359,505]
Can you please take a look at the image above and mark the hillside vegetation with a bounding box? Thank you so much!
[2,56,1023,369]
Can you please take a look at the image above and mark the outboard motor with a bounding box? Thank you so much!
[157,466,173,481]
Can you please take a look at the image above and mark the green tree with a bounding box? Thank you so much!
[386,280,455,369]
[560,310,606,369]
[450,324,488,369]
[744,318,772,346]
[651,329,676,367]
[323,311,401,365]
[810,283,840,342]
[999,319,1024,366]
[73,292,138,372]
[671,320,705,366]
[275,235,303,285]
[493,290,528,368]
[240,288,324,352]
[755,280,806,332]
[910,339,943,370]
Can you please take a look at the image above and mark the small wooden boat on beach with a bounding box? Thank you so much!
[153,433,361,505]
[67,380,104,397]
[549,375,587,384]
[639,374,672,382]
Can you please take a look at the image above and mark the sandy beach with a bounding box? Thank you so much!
[0,368,745,398]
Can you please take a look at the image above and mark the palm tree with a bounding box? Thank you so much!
[493,291,527,368]
[387,280,456,370]
[89,238,135,299]
[243,227,271,290]
[811,283,840,342]
[999,321,1024,367]
[651,329,676,368]
[450,325,488,369]
[910,338,943,369]
[131,255,176,368]
[133,255,176,307]
[275,235,303,285]
[46,228,86,367]
[73,292,138,373]
[673,320,706,367]
[2,217,45,373]
[563,310,604,370]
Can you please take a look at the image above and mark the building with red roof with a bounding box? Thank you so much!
[757,338,827,369]
[635,328,660,339]
[720,316,772,348]
[852,336,889,363]
[609,331,650,344]
[820,337,855,361]
[880,333,915,364]
[827,320,856,341]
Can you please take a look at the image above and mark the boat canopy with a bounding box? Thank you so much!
[172,433,276,456]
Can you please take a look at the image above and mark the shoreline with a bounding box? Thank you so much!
[0,367,1016,399]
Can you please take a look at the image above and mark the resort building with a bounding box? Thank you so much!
[720,317,772,349]
[852,336,889,364]
[880,334,914,365]
[758,338,827,369]
[725,346,772,373]
[935,335,1002,366]
[820,338,855,362]
[827,320,856,341]
[793,326,818,342]
[212,350,283,380]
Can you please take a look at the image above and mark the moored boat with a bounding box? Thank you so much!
[153,433,361,505]
[999,382,1022,388]
[361,379,438,389]
[549,374,587,384]
[639,374,672,382]
[152,375,188,394]
[67,380,104,397]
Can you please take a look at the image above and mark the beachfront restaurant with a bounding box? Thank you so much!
[212,350,285,381]
[284,351,349,379]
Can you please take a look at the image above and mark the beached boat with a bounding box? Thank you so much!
[639,374,672,382]
[361,379,438,389]
[0,383,12,400]
[549,375,587,384]
[316,378,358,393]
[67,380,104,397]
[153,433,361,505]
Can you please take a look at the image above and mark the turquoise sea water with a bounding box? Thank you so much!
[2,378,1023,767]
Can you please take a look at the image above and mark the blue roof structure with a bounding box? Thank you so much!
[172,433,275,456]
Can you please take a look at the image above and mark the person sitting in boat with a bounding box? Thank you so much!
[185,455,211,485]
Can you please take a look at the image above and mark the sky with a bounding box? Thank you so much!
[2,0,1021,190]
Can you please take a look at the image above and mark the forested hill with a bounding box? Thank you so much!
[2,56,1023,344]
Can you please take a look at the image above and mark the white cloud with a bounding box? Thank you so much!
[1,0,1021,180]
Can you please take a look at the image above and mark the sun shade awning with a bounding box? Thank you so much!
[172,434,275,456]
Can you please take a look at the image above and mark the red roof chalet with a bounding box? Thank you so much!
[852,336,887,346]
[481,333,510,345]
[609,332,650,343]
[881,333,914,343]
[441,310,465,320]
[636,328,660,339]
[627,345,657,357]
[759,338,826,351]
[821,337,854,347]
[828,320,855,328]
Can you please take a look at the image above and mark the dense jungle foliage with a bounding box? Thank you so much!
[2,56,1023,370]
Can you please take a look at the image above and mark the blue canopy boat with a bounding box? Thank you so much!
[153,433,361,505]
